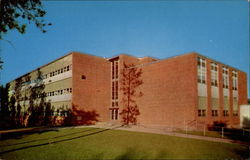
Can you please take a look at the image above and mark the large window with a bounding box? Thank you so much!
[197,57,206,84]
[111,59,119,120]
[211,62,218,87]
[222,67,229,89]
[232,70,238,90]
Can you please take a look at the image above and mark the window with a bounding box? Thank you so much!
[115,61,118,79]
[233,110,238,116]
[112,62,114,79]
[211,62,218,87]
[223,110,229,117]
[212,110,218,117]
[61,68,63,73]
[232,70,238,90]
[115,81,118,99]
[197,57,206,84]
[111,109,119,120]
[81,75,86,79]
[222,67,229,88]
[198,109,206,117]
[69,88,72,93]
[112,82,114,100]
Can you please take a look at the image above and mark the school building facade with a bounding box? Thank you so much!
[8,52,248,128]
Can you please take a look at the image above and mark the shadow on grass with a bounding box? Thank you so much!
[0,126,121,155]
[0,128,99,147]
[0,128,59,140]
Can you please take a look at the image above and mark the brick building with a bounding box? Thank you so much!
[8,52,248,128]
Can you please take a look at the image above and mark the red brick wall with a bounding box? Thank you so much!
[72,52,111,123]
[121,53,198,128]
[195,57,248,128]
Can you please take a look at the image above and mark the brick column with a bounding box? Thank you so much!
[228,68,233,126]
[206,60,212,125]
[218,64,224,119]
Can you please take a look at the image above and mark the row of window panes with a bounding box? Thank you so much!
[198,109,237,117]
[43,64,72,79]
[46,88,72,97]
[197,61,238,89]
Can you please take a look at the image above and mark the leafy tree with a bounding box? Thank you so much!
[0,0,51,39]
[0,84,11,129]
[28,68,46,126]
[120,63,143,125]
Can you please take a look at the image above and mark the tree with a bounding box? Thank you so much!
[120,63,143,125]
[0,0,51,39]
[0,84,11,129]
[27,68,46,126]
[14,77,23,127]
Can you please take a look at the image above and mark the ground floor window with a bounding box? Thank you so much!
[233,110,238,116]
[198,109,206,117]
[212,110,218,117]
[223,110,229,117]
[111,109,119,120]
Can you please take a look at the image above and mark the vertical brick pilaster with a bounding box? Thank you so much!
[206,60,212,125]
[218,64,224,120]
[228,68,233,126]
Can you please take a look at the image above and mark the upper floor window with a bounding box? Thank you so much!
[197,57,206,84]
[232,70,238,90]
[211,62,218,87]
[222,67,229,89]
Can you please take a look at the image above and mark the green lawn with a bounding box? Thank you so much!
[0,127,249,160]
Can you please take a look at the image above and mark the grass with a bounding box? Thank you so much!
[0,127,249,160]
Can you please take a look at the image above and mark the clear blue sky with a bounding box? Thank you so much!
[1,0,249,97]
